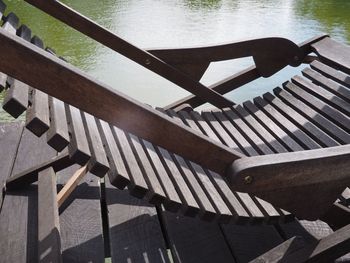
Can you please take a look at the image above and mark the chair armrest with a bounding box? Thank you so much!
[227,145,350,220]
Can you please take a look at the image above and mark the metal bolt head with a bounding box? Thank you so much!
[244,175,253,184]
[145,59,151,65]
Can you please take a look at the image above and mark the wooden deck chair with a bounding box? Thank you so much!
[0,2,350,260]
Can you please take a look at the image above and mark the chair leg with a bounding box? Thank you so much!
[38,167,62,263]
[250,223,350,263]
[6,152,74,189]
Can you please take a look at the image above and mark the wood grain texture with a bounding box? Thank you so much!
[0,128,56,263]
[0,122,24,209]
[161,210,236,263]
[57,165,105,262]
[38,167,62,263]
[105,178,170,263]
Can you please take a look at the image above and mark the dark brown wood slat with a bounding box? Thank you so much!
[222,108,275,155]
[38,167,62,263]
[141,139,182,212]
[233,105,288,153]
[65,105,91,165]
[171,110,234,222]
[1,17,28,118]
[97,119,130,189]
[243,100,304,152]
[42,47,70,151]
[112,126,148,198]
[189,110,222,142]
[0,12,17,91]
[275,86,350,145]
[156,108,218,219]
[201,111,244,154]
[253,96,320,150]
[312,37,350,75]
[156,146,200,217]
[207,171,251,224]
[311,60,350,89]
[283,81,350,134]
[263,92,339,148]
[81,112,109,177]
[25,36,50,136]
[303,67,350,103]
[47,97,70,151]
[235,192,265,223]
[128,133,167,204]
[292,75,350,116]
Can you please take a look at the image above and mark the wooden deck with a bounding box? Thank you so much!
[0,121,348,262]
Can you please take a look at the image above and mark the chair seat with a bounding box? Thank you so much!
[1,11,349,225]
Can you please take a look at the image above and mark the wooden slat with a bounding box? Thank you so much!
[303,67,350,103]
[0,129,56,262]
[81,112,109,177]
[47,97,70,151]
[57,165,105,262]
[0,122,24,209]
[283,80,350,134]
[97,119,130,189]
[292,75,350,116]
[104,179,170,263]
[141,139,182,212]
[65,105,91,165]
[222,108,275,155]
[0,12,17,91]
[253,96,320,150]
[25,36,50,136]
[1,15,28,118]
[112,126,148,198]
[275,85,350,145]
[312,37,350,75]
[263,92,338,148]
[234,105,288,153]
[0,28,243,176]
[311,60,350,89]
[128,133,167,204]
[201,111,244,154]
[38,167,62,263]
[38,46,70,151]
[243,100,304,152]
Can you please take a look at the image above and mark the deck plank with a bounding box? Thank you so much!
[105,178,170,263]
[0,122,24,208]
[57,164,105,262]
[0,128,56,263]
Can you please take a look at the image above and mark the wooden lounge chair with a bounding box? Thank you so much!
[0,0,349,261]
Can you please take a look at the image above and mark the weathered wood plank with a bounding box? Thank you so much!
[105,178,170,263]
[161,210,236,263]
[0,128,56,263]
[38,167,62,263]
[222,224,283,263]
[0,122,24,209]
[57,165,105,262]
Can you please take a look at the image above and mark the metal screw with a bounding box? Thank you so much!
[244,175,253,184]
[145,59,151,65]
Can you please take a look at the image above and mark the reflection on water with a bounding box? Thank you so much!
[1,0,349,121]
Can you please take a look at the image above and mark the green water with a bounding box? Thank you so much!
[0,0,350,121]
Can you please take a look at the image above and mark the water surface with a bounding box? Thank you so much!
[1,0,349,121]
